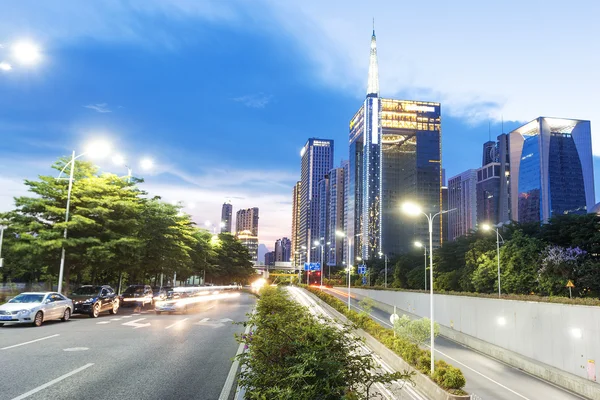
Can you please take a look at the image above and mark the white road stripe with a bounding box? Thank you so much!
[165,318,189,330]
[220,313,253,400]
[198,317,210,323]
[121,315,132,318]
[10,363,94,400]
[1,334,60,350]
[96,321,110,324]
[110,318,122,321]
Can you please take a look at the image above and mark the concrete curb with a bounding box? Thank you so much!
[302,288,469,400]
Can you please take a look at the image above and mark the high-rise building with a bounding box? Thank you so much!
[327,167,346,266]
[509,117,595,223]
[237,230,259,264]
[341,160,350,265]
[448,169,477,241]
[317,174,330,266]
[291,181,302,266]
[380,99,442,254]
[265,251,275,267]
[299,138,334,263]
[441,186,448,243]
[220,201,232,233]
[274,237,291,262]
[349,28,382,261]
[236,207,259,236]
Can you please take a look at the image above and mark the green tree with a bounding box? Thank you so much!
[210,233,255,284]
[393,315,440,345]
[470,251,498,293]
[499,230,544,294]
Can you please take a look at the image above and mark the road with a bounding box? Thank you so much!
[321,287,584,400]
[0,291,255,400]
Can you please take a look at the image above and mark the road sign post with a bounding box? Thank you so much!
[566,280,575,298]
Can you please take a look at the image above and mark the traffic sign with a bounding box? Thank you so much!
[566,280,575,288]
[362,277,367,285]
[357,264,367,274]
[390,313,399,325]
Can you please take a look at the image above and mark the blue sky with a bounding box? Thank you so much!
[1,0,599,249]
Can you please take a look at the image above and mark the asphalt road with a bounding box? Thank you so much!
[322,287,584,400]
[0,291,255,400]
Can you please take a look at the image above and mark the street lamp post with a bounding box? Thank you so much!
[0,224,6,268]
[55,142,111,294]
[414,241,428,290]
[482,223,505,298]
[402,201,456,374]
[336,231,361,311]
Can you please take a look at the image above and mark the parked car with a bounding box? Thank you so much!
[70,285,119,318]
[0,292,73,327]
[152,286,172,302]
[120,285,154,307]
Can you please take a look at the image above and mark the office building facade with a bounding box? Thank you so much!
[317,174,330,266]
[237,230,259,264]
[327,167,346,266]
[380,99,442,254]
[236,207,259,236]
[448,169,477,241]
[274,237,291,263]
[291,181,302,266]
[509,117,594,223]
[299,138,334,263]
[220,201,232,233]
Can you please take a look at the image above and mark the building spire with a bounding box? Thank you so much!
[367,20,379,97]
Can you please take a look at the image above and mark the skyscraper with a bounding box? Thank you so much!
[274,237,291,262]
[291,181,302,266]
[509,117,595,223]
[327,167,346,266]
[448,169,477,241]
[236,207,259,236]
[220,201,232,233]
[238,230,259,264]
[317,174,330,266]
[380,99,442,254]
[299,138,334,263]
[349,28,382,261]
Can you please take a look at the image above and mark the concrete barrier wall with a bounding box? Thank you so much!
[341,287,599,389]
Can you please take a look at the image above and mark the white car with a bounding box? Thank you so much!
[0,292,73,327]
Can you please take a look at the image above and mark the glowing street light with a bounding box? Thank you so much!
[402,201,456,374]
[481,223,505,298]
[414,241,428,290]
[113,154,153,183]
[55,140,112,294]
[12,41,41,65]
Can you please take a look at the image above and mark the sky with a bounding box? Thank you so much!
[1,0,599,251]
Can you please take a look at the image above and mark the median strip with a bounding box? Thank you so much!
[1,334,60,350]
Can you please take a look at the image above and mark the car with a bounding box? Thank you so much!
[152,286,172,302]
[0,292,73,327]
[120,284,154,308]
[70,285,119,318]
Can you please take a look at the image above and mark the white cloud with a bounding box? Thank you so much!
[84,103,112,113]
[233,93,273,109]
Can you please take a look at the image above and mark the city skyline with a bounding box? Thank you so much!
[1,2,600,249]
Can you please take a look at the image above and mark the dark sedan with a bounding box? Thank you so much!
[71,285,119,318]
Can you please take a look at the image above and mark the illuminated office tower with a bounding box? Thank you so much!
[348,27,382,261]
[509,117,595,223]
[299,138,334,263]
[291,181,302,266]
[220,201,232,233]
[236,207,259,236]
[448,169,477,241]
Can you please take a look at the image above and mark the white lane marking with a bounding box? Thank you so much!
[63,347,89,352]
[204,305,216,311]
[165,318,189,330]
[122,317,150,329]
[10,363,94,400]
[324,289,531,400]
[110,318,122,321]
[220,313,253,400]
[96,321,110,325]
[1,334,60,350]
[198,317,210,323]
[121,315,132,318]
[131,313,140,316]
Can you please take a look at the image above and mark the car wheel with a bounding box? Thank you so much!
[90,303,100,318]
[62,308,71,322]
[109,301,119,315]
[33,311,43,327]
[0,323,4,327]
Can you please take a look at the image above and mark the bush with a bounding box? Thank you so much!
[236,286,412,399]
[305,286,466,392]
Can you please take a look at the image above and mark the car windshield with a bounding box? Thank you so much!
[8,294,45,304]
[124,287,144,294]
[71,287,100,296]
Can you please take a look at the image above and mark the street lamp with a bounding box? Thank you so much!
[0,224,7,268]
[314,238,327,287]
[414,241,428,290]
[336,230,361,310]
[481,223,505,298]
[55,140,111,293]
[112,155,153,183]
[402,201,456,374]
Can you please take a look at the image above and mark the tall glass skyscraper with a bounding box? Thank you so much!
[220,201,232,233]
[299,138,334,263]
[509,117,595,223]
[349,28,382,261]
[380,99,442,254]
[448,169,477,241]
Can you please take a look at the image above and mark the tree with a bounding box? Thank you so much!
[393,315,439,345]
[538,245,587,296]
[210,233,255,284]
[470,251,498,293]
[499,230,544,294]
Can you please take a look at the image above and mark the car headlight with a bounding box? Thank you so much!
[17,309,32,315]
[83,298,95,304]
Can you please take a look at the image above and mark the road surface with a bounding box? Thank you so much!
[0,291,255,400]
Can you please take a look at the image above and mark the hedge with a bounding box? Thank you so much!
[305,286,467,394]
